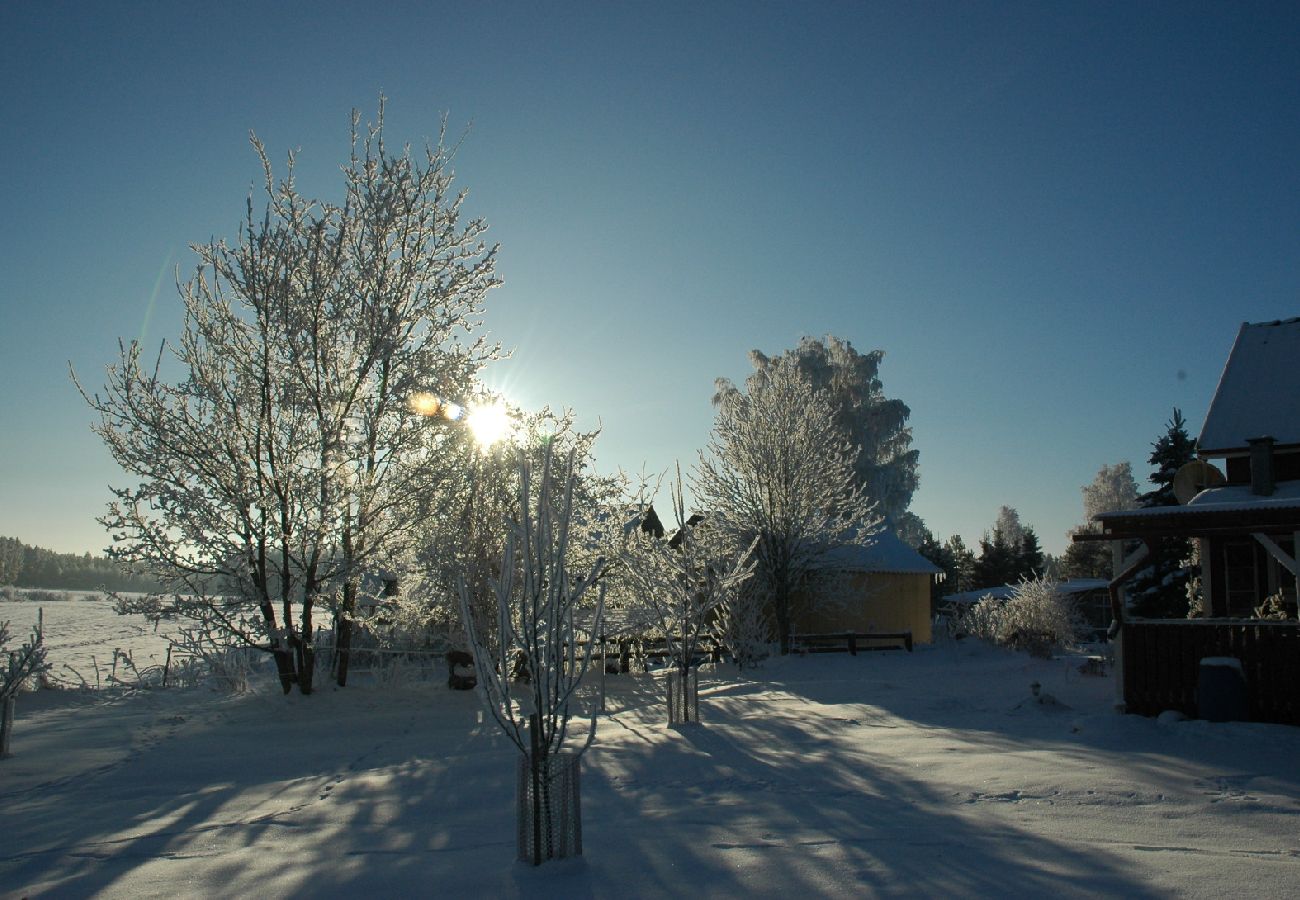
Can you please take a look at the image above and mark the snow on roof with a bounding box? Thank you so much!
[1096,478,1300,521]
[1198,318,1300,454]
[816,528,942,575]
[942,579,1109,605]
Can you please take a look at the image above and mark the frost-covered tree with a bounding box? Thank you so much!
[458,448,605,864]
[413,402,619,649]
[619,469,755,721]
[1082,462,1139,520]
[0,538,24,586]
[1129,410,1199,617]
[714,336,921,540]
[1063,462,1139,581]
[994,505,1026,549]
[698,357,878,654]
[76,100,500,694]
[1,616,48,700]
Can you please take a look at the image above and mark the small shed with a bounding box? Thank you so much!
[795,530,942,644]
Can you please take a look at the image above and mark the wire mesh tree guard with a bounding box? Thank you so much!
[517,725,583,863]
[666,667,700,725]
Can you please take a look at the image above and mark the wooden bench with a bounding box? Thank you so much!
[791,631,913,655]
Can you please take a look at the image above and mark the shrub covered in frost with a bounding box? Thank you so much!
[996,576,1083,656]
[960,577,1083,657]
[960,594,1005,644]
[2,615,50,700]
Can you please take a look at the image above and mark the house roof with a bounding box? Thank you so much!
[816,529,942,576]
[1199,318,1300,454]
[1088,479,1300,539]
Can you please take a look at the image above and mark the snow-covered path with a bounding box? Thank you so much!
[2,644,1298,898]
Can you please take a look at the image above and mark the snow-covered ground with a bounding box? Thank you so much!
[2,641,1298,898]
[1,594,176,687]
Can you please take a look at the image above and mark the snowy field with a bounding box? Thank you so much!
[0,594,177,687]
[2,641,1299,898]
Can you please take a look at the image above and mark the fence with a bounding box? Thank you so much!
[790,631,913,655]
[316,629,446,682]
[1122,619,1300,725]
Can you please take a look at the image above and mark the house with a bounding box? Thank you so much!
[795,529,942,645]
[1089,319,1300,619]
[1077,318,1300,724]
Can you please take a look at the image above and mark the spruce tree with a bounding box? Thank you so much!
[973,508,1043,588]
[1128,409,1198,617]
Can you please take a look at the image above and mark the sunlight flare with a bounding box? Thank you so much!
[466,401,513,448]
[407,392,463,421]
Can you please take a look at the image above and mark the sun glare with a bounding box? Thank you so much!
[466,401,513,448]
[407,392,463,421]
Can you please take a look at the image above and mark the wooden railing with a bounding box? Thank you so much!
[1122,619,1300,725]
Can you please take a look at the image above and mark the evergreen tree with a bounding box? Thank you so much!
[1138,409,1197,508]
[0,537,24,586]
[0,537,165,592]
[973,527,1017,589]
[972,508,1043,588]
[944,534,977,593]
[1061,533,1111,580]
[917,530,977,611]
[1019,528,1044,577]
[1129,409,1198,617]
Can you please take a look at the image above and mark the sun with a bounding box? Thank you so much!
[466,401,513,448]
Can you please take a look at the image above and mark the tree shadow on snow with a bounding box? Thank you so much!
[572,687,1167,899]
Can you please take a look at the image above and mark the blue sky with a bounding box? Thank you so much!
[1,1,1297,558]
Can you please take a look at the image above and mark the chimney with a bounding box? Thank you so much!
[1247,436,1276,496]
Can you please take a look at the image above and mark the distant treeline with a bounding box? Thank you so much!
[0,536,166,593]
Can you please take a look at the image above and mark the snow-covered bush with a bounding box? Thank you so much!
[959,578,1083,657]
[959,595,1005,644]
[1254,590,1292,621]
[995,576,1083,656]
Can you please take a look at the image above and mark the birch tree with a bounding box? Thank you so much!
[697,358,878,654]
[76,99,500,694]
[715,336,921,541]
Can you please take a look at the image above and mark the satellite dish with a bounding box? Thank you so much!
[1173,460,1225,504]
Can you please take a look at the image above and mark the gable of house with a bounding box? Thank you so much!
[1199,317,1300,455]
